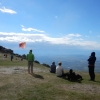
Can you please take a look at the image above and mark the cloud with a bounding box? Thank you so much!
[21,25,45,33]
[0,6,17,14]
[67,33,81,37]
[0,32,100,50]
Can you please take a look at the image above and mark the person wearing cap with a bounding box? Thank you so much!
[26,50,35,74]
[56,62,67,77]
[50,62,56,73]
[87,52,96,81]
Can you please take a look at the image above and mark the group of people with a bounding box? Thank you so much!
[4,53,13,61]
[10,54,24,61]
[50,62,83,81]
[49,51,96,81]
[4,54,7,58]
[26,50,96,81]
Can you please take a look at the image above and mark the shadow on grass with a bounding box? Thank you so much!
[68,79,82,83]
[50,72,82,83]
[61,77,82,83]
[31,73,44,79]
[93,80,100,83]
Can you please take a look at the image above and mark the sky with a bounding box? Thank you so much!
[0,0,100,56]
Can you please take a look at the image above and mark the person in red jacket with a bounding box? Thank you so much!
[26,50,35,74]
[88,52,96,81]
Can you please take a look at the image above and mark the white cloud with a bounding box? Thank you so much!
[21,25,45,33]
[0,32,100,50]
[67,33,81,37]
[0,6,17,14]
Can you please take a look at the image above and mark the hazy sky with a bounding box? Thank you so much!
[0,0,100,55]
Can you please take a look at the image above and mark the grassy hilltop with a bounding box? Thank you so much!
[0,53,100,100]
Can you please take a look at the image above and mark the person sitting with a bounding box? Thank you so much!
[56,62,67,77]
[67,69,83,81]
[50,62,56,73]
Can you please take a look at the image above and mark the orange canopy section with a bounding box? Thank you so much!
[19,42,26,49]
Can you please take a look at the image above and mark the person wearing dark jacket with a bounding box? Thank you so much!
[11,54,13,61]
[26,50,35,74]
[88,52,96,81]
[67,69,83,81]
[50,62,56,73]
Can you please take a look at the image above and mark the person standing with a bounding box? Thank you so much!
[26,50,35,74]
[11,54,13,61]
[88,52,96,81]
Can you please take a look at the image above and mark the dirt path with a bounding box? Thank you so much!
[0,66,49,74]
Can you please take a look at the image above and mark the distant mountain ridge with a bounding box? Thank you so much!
[0,45,100,72]
[0,45,24,58]
[35,55,100,73]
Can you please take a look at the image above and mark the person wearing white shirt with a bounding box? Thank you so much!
[56,62,66,77]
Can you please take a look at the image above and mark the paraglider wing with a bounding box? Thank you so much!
[19,42,26,49]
